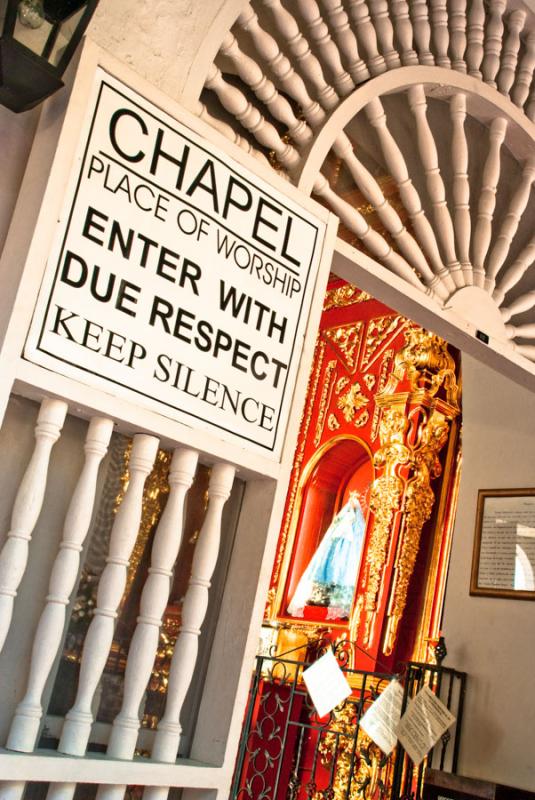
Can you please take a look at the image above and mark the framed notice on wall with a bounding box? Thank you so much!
[24,66,331,461]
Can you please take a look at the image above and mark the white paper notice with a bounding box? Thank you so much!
[396,685,456,766]
[359,679,404,755]
[302,650,352,718]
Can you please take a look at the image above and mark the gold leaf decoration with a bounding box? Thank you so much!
[323,283,372,310]
[337,381,369,422]
[361,315,405,370]
[323,321,365,373]
[328,413,341,431]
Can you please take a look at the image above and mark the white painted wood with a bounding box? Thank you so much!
[204,64,300,171]
[6,417,114,755]
[471,117,508,288]
[142,463,236,800]
[513,343,535,360]
[493,235,535,306]
[320,0,370,84]
[466,0,486,78]
[237,7,325,128]
[501,290,535,322]
[512,31,535,108]
[408,85,464,288]
[218,32,313,146]
[195,101,271,167]
[368,0,401,69]
[389,0,418,66]
[262,0,339,110]
[365,95,454,293]
[506,322,535,339]
[450,93,473,285]
[54,434,159,760]
[410,0,435,66]
[347,0,386,76]
[430,0,451,68]
[482,0,507,89]
[0,397,68,654]
[449,0,468,72]
[526,84,535,122]
[296,0,354,96]
[497,10,526,97]
[485,156,535,291]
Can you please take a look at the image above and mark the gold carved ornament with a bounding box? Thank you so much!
[324,283,372,310]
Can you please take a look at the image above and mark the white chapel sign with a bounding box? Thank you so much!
[25,69,328,459]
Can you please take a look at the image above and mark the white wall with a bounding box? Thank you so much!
[443,353,535,791]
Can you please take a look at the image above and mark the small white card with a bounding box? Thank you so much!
[359,679,404,755]
[396,685,456,766]
[302,650,352,718]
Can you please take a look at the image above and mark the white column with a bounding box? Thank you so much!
[482,0,507,89]
[195,101,270,167]
[347,0,386,75]
[320,0,370,84]
[501,290,535,322]
[497,10,526,98]
[450,94,473,285]
[493,235,535,306]
[95,448,199,800]
[466,0,485,78]
[512,32,535,109]
[0,397,68,654]
[296,0,355,96]
[430,0,451,68]
[449,0,467,72]
[390,0,418,66]
[368,0,400,69]
[142,462,236,800]
[410,0,434,65]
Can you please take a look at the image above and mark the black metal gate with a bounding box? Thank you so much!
[231,643,467,800]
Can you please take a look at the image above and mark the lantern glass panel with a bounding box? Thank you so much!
[48,3,83,65]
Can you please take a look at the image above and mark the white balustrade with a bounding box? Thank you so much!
[450,94,473,285]
[513,343,535,361]
[497,10,526,97]
[482,0,507,88]
[505,322,535,340]
[347,0,386,75]
[262,0,338,111]
[410,0,434,65]
[466,0,486,78]
[390,0,418,66]
[0,397,68,655]
[195,102,270,167]
[296,0,355,96]
[449,0,467,72]
[204,65,300,171]
[320,0,370,84]
[53,434,159,764]
[471,117,508,288]
[493,235,535,306]
[94,448,199,800]
[526,85,535,123]
[485,157,535,292]
[141,462,236,800]
[365,97,454,294]
[512,32,535,108]
[237,7,325,128]
[219,32,312,146]
[430,0,451,68]
[368,0,400,69]
[408,85,464,288]
[6,416,114,757]
[501,290,535,322]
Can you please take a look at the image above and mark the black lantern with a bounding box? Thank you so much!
[0,0,98,112]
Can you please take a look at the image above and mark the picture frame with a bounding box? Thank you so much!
[470,488,535,600]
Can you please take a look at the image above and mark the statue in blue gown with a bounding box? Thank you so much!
[287,492,366,620]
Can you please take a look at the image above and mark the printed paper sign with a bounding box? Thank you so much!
[25,68,328,459]
[396,685,456,766]
[359,679,404,755]
[302,650,352,718]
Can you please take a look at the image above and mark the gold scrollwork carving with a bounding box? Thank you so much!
[354,409,370,428]
[323,321,365,373]
[336,376,350,394]
[363,374,376,391]
[324,283,372,310]
[328,413,341,431]
[314,359,338,446]
[337,381,369,422]
[362,316,404,370]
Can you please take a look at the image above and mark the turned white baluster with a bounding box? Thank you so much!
[450,94,473,285]
[6,417,114,756]
[263,0,338,110]
[313,174,429,293]
[505,322,535,340]
[195,102,270,167]
[493,235,535,306]
[237,7,325,128]
[334,133,449,300]
[219,33,312,147]
[408,85,464,288]
[526,85,535,123]
[449,0,467,72]
[482,0,507,89]
[296,0,355,96]
[205,65,300,171]
[56,433,159,761]
[369,0,400,69]
[95,449,199,800]
[497,10,526,97]
[466,0,485,78]
[514,343,535,361]
[512,32,535,109]
[347,0,386,75]
[430,0,450,68]
[472,117,508,288]
[320,0,370,84]
[501,290,535,322]
[410,0,434,65]
[485,157,535,292]
[390,0,418,66]
[0,397,67,655]
[365,97,454,294]
[142,463,236,800]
